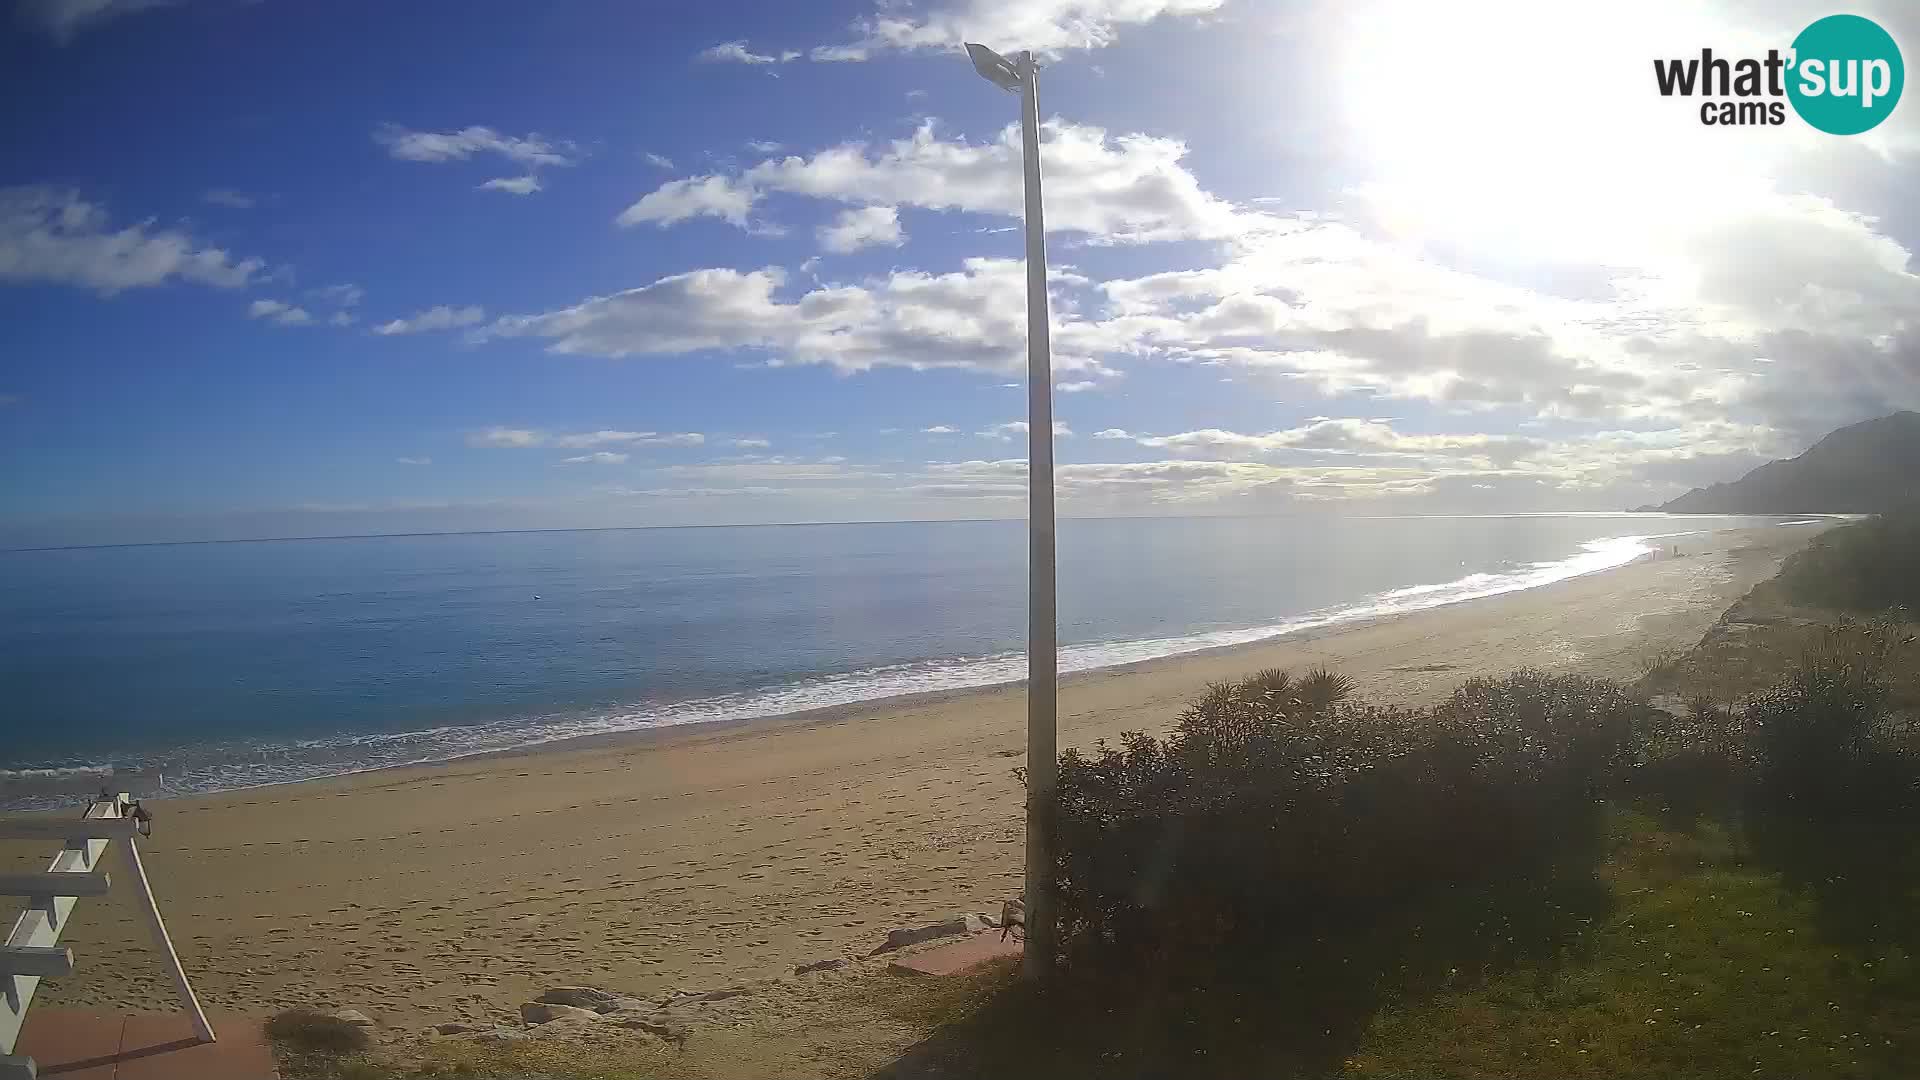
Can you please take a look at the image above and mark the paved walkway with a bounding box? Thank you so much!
[14,1011,276,1079]
[887,933,1022,976]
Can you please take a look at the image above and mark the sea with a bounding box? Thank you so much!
[0,514,1791,810]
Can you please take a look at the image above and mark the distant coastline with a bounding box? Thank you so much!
[0,507,1807,554]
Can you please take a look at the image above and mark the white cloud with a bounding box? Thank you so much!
[467,427,544,448]
[559,451,630,465]
[660,455,868,484]
[977,420,1071,439]
[328,311,357,328]
[745,140,784,154]
[922,425,959,434]
[18,0,166,41]
[1100,419,1547,462]
[698,41,801,64]
[618,120,1261,243]
[615,176,759,228]
[485,257,1110,377]
[1063,418,1790,508]
[375,125,580,168]
[396,456,432,466]
[729,437,772,449]
[818,206,903,254]
[1056,380,1097,393]
[307,283,364,307]
[644,152,675,170]
[1084,189,1920,439]
[0,186,264,295]
[808,0,1224,60]
[469,428,705,450]
[372,305,486,335]
[202,188,256,209]
[247,299,314,327]
[550,430,705,449]
[478,175,542,195]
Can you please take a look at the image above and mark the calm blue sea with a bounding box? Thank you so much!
[0,514,1782,808]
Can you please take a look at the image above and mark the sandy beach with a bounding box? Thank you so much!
[6,523,1821,1029]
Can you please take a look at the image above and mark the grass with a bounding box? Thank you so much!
[848,812,1920,1079]
[1349,810,1918,1079]
[272,1038,686,1080]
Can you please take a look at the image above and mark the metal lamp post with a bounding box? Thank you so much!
[965,41,1057,980]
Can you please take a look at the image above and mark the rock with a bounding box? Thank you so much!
[448,1025,528,1044]
[868,915,992,955]
[658,985,750,1007]
[520,1002,603,1025]
[330,1008,376,1028]
[433,1021,487,1035]
[793,958,849,976]
[529,1015,604,1038]
[611,1015,690,1045]
[537,986,630,1013]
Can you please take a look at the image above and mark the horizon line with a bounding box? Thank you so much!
[0,509,1745,555]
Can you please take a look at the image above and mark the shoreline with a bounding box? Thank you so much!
[6,522,1826,1028]
[3,520,1812,809]
[471,522,1814,762]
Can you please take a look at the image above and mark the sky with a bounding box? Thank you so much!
[2,0,1918,546]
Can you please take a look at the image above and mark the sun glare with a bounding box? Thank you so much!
[1339,0,1787,270]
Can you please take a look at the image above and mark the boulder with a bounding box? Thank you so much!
[658,985,750,1007]
[611,1015,690,1044]
[529,1015,604,1038]
[433,1021,486,1035]
[537,986,631,1013]
[868,914,994,955]
[329,1008,375,1028]
[520,1002,603,1025]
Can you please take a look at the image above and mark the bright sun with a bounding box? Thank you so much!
[1337,0,1790,270]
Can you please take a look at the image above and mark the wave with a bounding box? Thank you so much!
[0,533,1661,811]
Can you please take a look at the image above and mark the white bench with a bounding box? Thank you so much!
[0,794,214,1080]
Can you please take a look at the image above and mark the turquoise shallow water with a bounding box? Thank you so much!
[0,513,1780,806]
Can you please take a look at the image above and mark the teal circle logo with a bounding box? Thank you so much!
[1787,14,1904,135]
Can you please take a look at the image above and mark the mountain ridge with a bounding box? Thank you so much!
[1647,411,1920,514]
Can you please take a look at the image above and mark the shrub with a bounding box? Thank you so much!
[1774,510,1920,614]
[1746,619,1920,819]
[1049,669,1644,973]
[1628,695,1750,823]
[266,1009,370,1056]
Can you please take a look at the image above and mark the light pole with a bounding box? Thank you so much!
[965,41,1057,980]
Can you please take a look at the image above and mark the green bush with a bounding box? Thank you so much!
[1049,669,1644,972]
[1629,695,1750,823]
[1746,618,1920,819]
[1775,510,1920,613]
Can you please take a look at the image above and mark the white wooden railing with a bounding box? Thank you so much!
[0,793,213,1079]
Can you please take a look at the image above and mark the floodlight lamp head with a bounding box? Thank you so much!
[966,42,1025,92]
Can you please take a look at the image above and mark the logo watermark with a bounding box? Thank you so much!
[1653,13,1903,132]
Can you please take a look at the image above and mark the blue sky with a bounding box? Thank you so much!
[3,0,1919,546]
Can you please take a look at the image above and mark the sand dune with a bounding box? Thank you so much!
[5,524,1819,1030]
